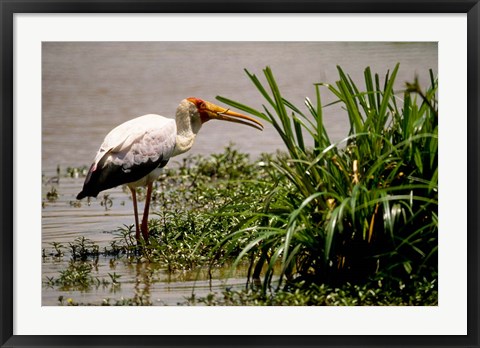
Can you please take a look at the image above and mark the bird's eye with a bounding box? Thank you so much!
[199,102,206,109]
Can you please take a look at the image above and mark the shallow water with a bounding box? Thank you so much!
[42,176,254,306]
[42,42,437,305]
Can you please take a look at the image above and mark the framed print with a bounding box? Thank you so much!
[1,1,479,347]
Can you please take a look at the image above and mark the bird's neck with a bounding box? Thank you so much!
[172,103,201,156]
[174,132,196,156]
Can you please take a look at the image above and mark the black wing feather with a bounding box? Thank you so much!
[76,151,169,199]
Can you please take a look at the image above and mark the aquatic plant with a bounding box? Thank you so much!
[217,64,438,291]
[46,186,59,202]
[45,260,119,291]
[184,274,437,306]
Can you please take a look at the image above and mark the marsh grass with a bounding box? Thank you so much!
[216,64,438,291]
[184,276,438,306]
[45,260,120,291]
[128,145,275,271]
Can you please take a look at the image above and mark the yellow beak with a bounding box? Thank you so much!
[189,98,263,131]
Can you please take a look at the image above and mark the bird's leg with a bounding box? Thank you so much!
[141,182,153,242]
[130,187,141,242]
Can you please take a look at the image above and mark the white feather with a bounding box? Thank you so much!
[92,114,177,173]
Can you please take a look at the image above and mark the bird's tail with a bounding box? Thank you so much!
[76,163,98,200]
[76,187,99,200]
[76,190,88,200]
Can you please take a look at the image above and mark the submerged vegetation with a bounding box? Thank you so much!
[43,64,438,305]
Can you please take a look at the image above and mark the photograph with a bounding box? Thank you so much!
[41,41,439,307]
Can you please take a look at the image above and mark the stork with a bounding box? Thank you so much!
[76,97,263,243]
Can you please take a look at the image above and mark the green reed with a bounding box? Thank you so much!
[216,64,438,290]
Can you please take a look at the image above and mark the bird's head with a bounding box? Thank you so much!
[182,97,263,132]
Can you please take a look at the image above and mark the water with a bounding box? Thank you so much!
[42,176,253,305]
[42,42,437,305]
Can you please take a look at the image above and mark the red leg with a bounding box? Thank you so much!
[130,187,140,242]
[141,182,153,242]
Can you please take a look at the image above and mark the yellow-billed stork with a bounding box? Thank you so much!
[77,97,263,242]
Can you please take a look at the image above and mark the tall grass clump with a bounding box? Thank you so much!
[216,64,438,290]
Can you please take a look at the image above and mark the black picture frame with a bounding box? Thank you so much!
[1,1,479,347]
